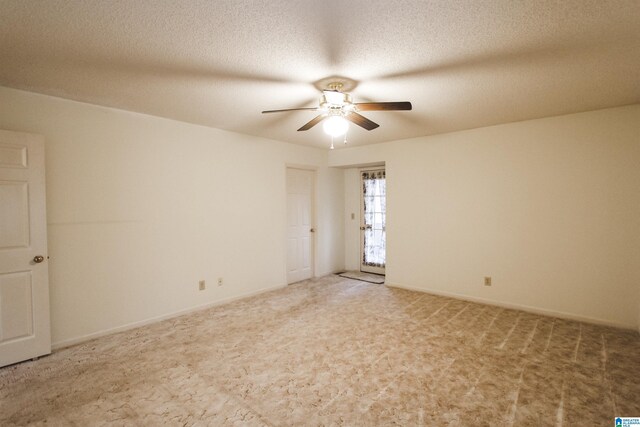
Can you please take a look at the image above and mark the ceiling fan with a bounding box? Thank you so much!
[261,82,412,139]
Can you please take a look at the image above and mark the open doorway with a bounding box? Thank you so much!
[360,169,385,275]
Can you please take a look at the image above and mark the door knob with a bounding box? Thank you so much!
[33,255,45,263]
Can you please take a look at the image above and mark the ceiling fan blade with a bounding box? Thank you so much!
[346,113,379,130]
[262,107,318,114]
[354,102,412,111]
[297,114,327,131]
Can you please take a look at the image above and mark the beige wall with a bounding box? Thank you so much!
[331,105,640,329]
[343,168,361,271]
[0,86,344,347]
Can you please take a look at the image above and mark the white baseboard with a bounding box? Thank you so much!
[52,283,287,350]
[386,282,637,331]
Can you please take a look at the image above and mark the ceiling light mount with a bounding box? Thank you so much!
[327,82,344,92]
[313,76,358,93]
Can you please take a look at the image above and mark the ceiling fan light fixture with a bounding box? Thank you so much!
[262,81,411,138]
[323,116,349,137]
[323,90,348,106]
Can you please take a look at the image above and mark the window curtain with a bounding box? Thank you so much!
[362,170,386,267]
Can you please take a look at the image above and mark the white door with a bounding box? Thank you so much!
[286,168,314,284]
[361,169,386,275]
[0,129,51,367]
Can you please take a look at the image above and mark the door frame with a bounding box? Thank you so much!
[284,164,317,284]
[360,166,386,275]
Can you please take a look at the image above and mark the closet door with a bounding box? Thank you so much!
[286,168,314,284]
[0,129,51,367]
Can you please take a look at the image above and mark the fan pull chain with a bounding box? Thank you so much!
[330,136,335,150]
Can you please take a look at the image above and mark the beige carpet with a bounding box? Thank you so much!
[1,275,639,426]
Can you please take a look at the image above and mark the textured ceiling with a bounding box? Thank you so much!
[1,0,639,148]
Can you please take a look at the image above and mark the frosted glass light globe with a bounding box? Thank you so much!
[323,116,349,137]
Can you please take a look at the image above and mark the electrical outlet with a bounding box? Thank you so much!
[217,277,223,286]
[351,213,355,220]
[199,280,206,291]
[484,277,492,286]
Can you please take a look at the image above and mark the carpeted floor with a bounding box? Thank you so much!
[337,271,385,284]
[1,275,639,426]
